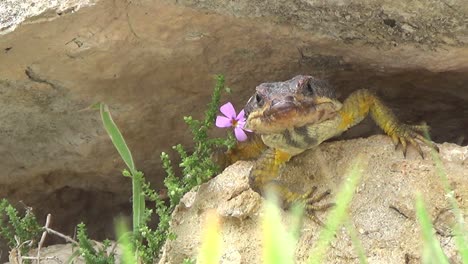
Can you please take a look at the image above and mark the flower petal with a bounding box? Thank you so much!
[234,127,248,141]
[236,119,252,132]
[236,109,246,121]
[220,102,237,119]
[216,116,233,128]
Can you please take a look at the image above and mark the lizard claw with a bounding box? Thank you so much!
[389,121,439,159]
[301,186,334,226]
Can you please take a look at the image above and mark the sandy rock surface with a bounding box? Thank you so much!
[159,135,468,264]
[0,0,96,34]
[6,242,121,264]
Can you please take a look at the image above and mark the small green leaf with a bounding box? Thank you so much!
[99,103,135,173]
[122,169,131,177]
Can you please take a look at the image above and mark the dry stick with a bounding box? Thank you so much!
[13,238,34,264]
[34,213,79,263]
[12,214,77,264]
[109,240,120,257]
[8,248,21,264]
[44,227,79,246]
[36,214,51,263]
[22,256,62,264]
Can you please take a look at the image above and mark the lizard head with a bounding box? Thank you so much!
[244,75,342,134]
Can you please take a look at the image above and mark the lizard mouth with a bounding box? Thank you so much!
[245,96,341,134]
[264,99,300,117]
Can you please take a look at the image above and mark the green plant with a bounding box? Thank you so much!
[0,199,42,257]
[415,194,450,264]
[97,74,233,263]
[163,75,235,207]
[115,218,137,264]
[100,103,145,236]
[76,223,115,264]
[344,220,368,264]
[140,75,234,262]
[0,75,235,263]
[182,258,196,264]
[262,191,301,264]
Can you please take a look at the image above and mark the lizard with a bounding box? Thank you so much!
[222,75,438,224]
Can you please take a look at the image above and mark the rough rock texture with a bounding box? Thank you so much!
[7,242,121,264]
[173,0,468,50]
[0,0,96,34]
[159,136,468,264]
[0,0,467,261]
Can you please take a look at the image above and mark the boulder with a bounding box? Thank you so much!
[159,136,468,263]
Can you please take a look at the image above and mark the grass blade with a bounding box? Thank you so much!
[99,103,135,173]
[345,221,368,264]
[262,191,298,264]
[415,194,450,264]
[99,103,144,238]
[308,159,363,264]
[198,211,223,264]
[424,131,468,262]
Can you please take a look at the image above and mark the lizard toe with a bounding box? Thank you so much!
[389,122,438,158]
[301,187,334,225]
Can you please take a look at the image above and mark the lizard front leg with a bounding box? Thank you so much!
[226,134,268,164]
[249,148,333,224]
[338,89,438,157]
[213,134,268,169]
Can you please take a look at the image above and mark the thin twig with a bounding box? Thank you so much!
[11,237,35,264]
[44,227,79,246]
[109,240,120,256]
[8,248,21,264]
[37,214,52,263]
[22,256,62,264]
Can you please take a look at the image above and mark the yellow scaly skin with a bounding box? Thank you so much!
[228,75,437,224]
[338,89,436,156]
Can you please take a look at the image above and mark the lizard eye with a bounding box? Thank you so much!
[255,93,264,107]
[304,79,314,95]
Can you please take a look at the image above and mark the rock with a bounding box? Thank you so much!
[159,136,468,263]
[172,0,468,49]
[0,0,467,261]
[0,0,96,34]
[6,242,121,264]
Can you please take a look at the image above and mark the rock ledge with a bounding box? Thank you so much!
[159,135,468,264]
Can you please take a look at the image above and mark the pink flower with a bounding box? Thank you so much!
[216,102,250,141]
